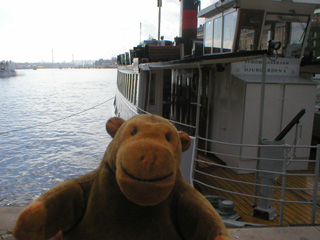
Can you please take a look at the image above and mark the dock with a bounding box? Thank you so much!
[1,207,319,239]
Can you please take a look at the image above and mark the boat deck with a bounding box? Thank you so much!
[194,154,320,226]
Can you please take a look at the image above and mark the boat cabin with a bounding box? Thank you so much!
[200,0,314,58]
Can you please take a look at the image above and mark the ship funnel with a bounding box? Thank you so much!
[179,0,198,56]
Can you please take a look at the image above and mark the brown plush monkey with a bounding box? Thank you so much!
[14,114,229,240]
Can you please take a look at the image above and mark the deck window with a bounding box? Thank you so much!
[133,75,137,105]
[223,11,237,52]
[127,75,129,98]
[128,75,131,101]
[261,13,309,57]
[162,70,172,119]
[129,75,133,102]
[125,75,128,98]
[236,10,264,51]
[213,17,222,53]
[203,10,238,55]
[204,20,213,54]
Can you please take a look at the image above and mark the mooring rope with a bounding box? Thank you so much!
[0,96,115,136]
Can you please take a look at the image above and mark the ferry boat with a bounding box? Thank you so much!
[115,0,320,227]
[0,61,16,78]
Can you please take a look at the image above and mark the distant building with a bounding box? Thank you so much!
[94,58,117,68]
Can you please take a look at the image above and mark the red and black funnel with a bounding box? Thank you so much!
[179,0,198,55]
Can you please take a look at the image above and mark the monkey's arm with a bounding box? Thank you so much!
[14,170,98,240]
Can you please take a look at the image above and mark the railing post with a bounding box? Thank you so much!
[254,53,267,206]
[292,123,299,156]
[311,144,320,224]
[279,145,289,225]
[191,63,202,182]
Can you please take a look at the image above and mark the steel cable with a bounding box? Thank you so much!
[0,96,114,136]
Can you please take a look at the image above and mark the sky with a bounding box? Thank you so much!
[0,0,216,63]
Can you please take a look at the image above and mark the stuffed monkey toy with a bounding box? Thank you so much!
[14,114,229,240]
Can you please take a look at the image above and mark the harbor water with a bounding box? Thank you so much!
[0,69,117,206]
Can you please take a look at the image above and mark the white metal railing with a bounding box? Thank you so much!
[193,136,320,225]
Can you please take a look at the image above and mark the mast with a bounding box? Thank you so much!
[157,0,162,41]
[140,22,142,44]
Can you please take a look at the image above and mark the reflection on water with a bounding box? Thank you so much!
[0,69,117,206]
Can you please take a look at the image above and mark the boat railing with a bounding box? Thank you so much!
[193,136,320,225]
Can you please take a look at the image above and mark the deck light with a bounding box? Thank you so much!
[268,40,281,55]
[233,0,240,8]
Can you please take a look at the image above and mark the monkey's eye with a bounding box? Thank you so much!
[165,133,171,142]
[131,128,137,136]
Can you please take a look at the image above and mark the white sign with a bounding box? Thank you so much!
[231,58,301,76]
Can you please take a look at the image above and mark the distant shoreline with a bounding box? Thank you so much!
[15,66,117,70]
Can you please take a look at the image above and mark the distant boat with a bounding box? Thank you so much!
[0,61,16,78]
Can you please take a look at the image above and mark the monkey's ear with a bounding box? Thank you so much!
[178,131,191,152]
[106,117,125,138]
